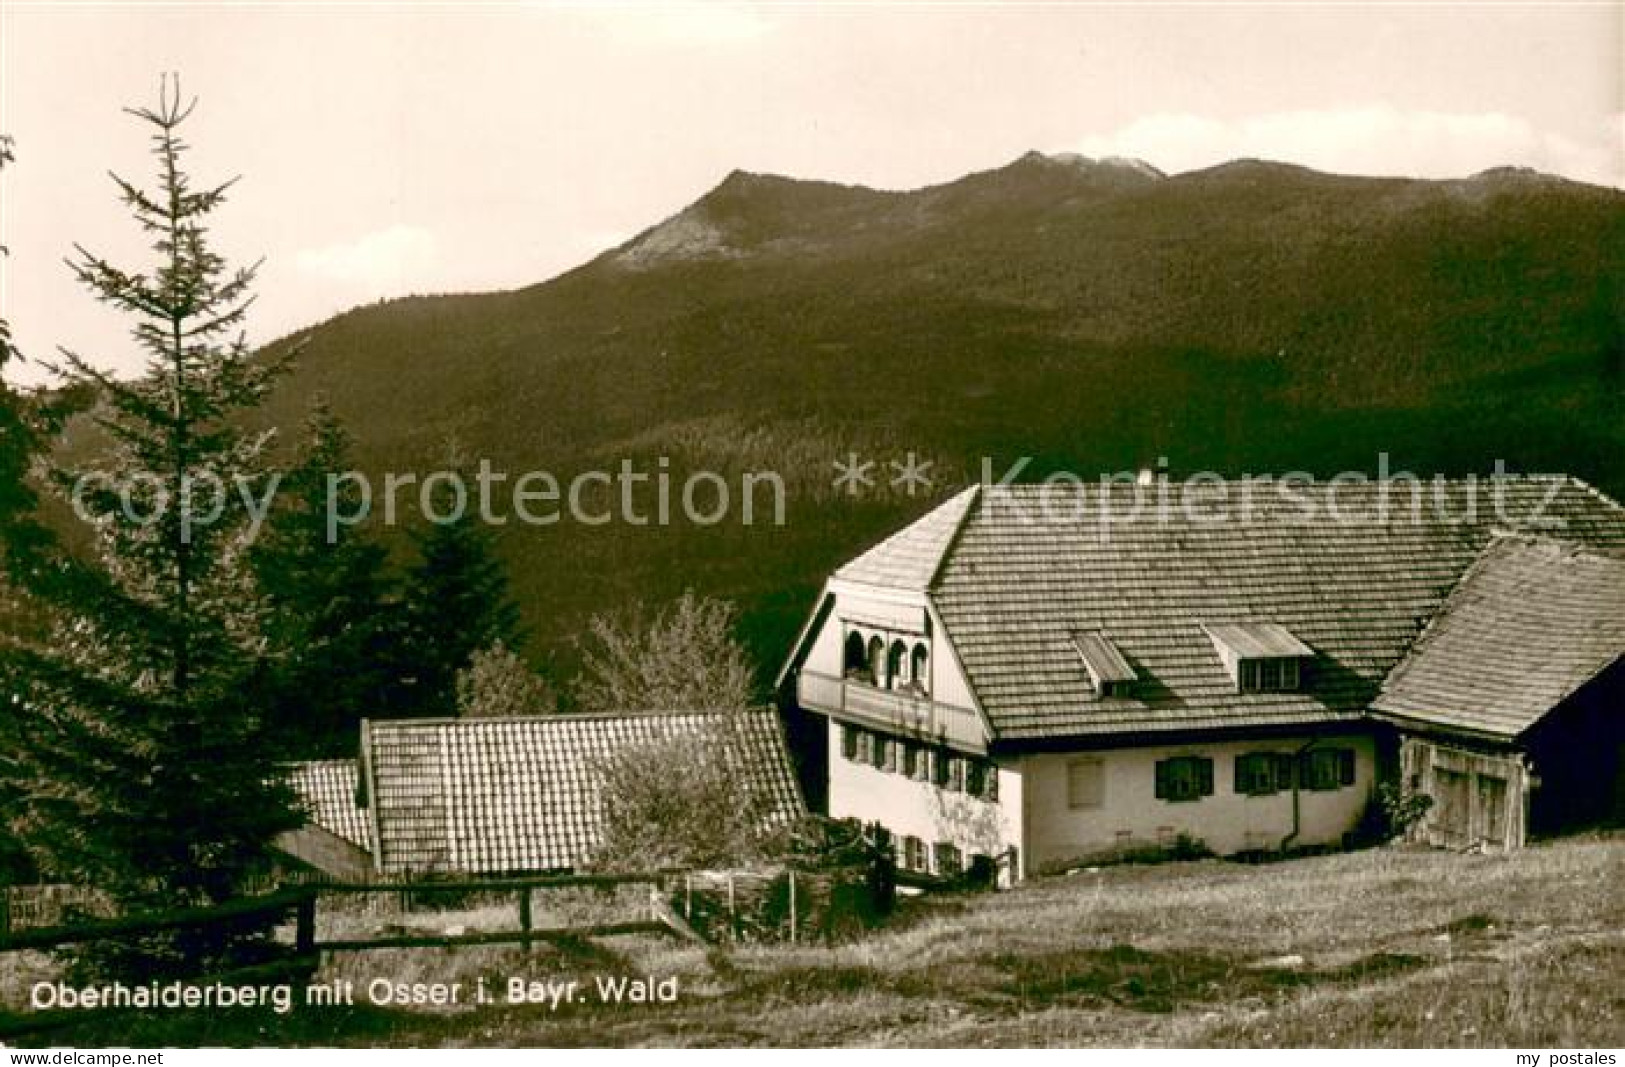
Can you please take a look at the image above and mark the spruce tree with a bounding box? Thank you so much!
[397,496,522,719]
[251,401,401,755]
[2,82,299,975]
[0,132,49,576]
[0,133,47,885]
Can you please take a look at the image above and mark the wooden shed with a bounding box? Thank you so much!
[1373,536,1625,849]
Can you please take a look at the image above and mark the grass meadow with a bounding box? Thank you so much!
[10,832,1624,1047]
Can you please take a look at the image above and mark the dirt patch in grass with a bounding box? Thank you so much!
[1438,912,1500,936]
[1192,938,1625,1048]
[990,944,1432,1016]
[993,945,1303,1014]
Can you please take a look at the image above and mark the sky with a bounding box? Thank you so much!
[1,2,1620,385]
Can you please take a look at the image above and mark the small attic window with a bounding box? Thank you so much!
[1239,657,1300,692]
[1204,621,1312,694]
[1071,631,1137,698]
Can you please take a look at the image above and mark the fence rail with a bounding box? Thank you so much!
[0,870,701,1038]
[0,888,311,954]
[1,870,694,958]
[0,891,319,1041]
[315,870,675,895]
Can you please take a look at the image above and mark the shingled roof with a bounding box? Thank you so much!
[286,759,371,851]
[836,485,979,588]
[826,476,1625,744]
[361,709,804,876]
[1371,536,1625,739]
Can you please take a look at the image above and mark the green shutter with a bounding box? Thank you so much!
[1155,759,1170,800]
[1274,753,1296,791]
[841,725,857,760]
[1339,748,1356,786]
[1197,757,1214,797]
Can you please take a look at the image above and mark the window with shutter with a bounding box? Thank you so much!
[1235,752,1295,796]
[1301,748,1354,791]
[934,841,962,877]
[1155,756,1213,803]
[1067,758,1105,809]
[1273,753,1296,791]
[1235,752,1278,796]
[983,761,1000,802]
[966,760,985,796]
[947,757,967,792]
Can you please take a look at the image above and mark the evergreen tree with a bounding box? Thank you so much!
[0,132,50,578]
[0,133,47,886]
[2,83,299,975]
[397,495,521,719]
[250,400,400,755]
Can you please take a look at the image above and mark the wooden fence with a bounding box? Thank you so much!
[0,870,699,1039]
[0,889,318,1040]
[308,871,701,952]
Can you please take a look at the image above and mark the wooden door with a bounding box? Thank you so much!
[1478,774,1508,847]
[1434,768,1471,847]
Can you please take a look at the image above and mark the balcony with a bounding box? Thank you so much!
[797,669,985,751]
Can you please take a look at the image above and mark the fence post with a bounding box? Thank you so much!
[726,873,736,939]
[684,875,692,920]
[294,892,316,957]
[518,888,533,954]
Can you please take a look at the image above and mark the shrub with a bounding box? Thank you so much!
[455,641,558,718]
[1355,782,1435,845]
[574,592,755,714]
[664,817,896,943]
[590,711,779,872]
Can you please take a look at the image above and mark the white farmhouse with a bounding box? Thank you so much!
[778,477,1625,881]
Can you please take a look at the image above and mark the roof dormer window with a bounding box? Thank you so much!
[1204,621,1312,694]
[1239,657,1300,692]
[1072,631,1137,699]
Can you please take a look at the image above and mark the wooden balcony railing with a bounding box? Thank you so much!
[796,669,985,751]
